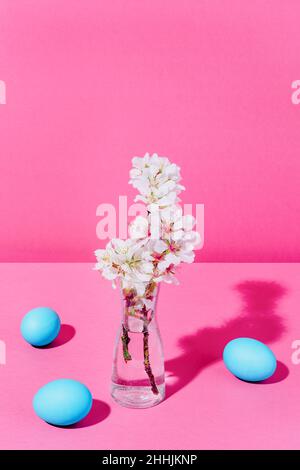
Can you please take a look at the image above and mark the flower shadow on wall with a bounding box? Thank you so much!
[165,280,289,399]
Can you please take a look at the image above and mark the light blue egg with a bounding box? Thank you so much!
[33,379,93,426]
[21,307,61,346]
[223,337,277,382]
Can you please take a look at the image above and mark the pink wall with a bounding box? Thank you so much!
[0,1,299,262]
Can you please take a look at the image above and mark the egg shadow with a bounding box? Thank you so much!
[40,324,76,349]
[259,360,289,384]
[47,399,111,429]
[69,399,111,429]
[165,279,289,399]
[237,360,289,385]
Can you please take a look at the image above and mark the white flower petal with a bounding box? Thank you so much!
[172,229,184,241]
[154,239,168,253]
[129,216,149,239]
[165,252,181,265]
[182,214,196,230]
[102,269,118,280]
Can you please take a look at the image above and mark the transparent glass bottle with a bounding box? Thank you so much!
[111,281,165,408]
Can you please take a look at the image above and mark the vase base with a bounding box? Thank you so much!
[111,383,165,409]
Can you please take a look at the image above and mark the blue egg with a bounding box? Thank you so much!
[21,307,61,346]
[223,337,277,382]
[33,379,93,426]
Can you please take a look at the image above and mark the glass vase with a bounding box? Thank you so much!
[111,281,165,408]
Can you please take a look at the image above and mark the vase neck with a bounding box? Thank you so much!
[119,282,159,333]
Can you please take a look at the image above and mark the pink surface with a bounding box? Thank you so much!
[0,262,299,450]
[0,1,300,262]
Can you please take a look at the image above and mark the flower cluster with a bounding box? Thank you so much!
[95,153,200,294]
[129,153,184,208]
[95,238,154,295]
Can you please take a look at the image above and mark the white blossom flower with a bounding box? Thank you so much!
[155,222,200,284]
[95,153,201,295]
[94,247,118,281]
[129,153,185,209]
[156,265,180,286]
[159,207,193,241]
[128,215,149,239]
[95,238,154,293]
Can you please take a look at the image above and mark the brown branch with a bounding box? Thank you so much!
[143,325,159,395]
[121,324,132,363]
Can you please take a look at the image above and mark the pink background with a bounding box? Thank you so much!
[0,0,300,262]
[1,262,299,450]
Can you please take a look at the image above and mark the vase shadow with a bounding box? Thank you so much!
[165,280,289,399]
